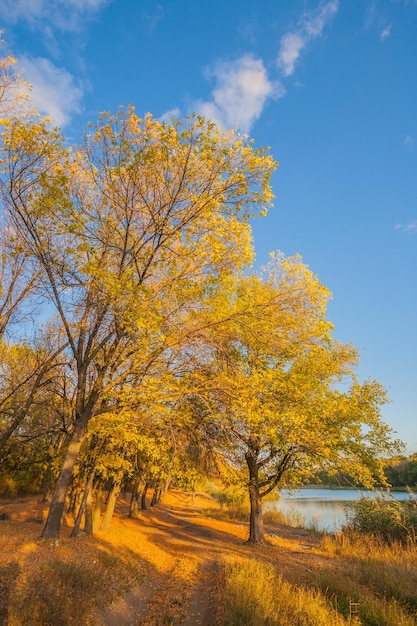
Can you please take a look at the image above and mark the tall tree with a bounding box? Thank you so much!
[0,108,276,537]
[196,255,403,543]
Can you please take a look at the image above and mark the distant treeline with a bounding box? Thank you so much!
[309,454,417,489]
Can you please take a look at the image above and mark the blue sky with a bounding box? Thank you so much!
[1,0,416,453]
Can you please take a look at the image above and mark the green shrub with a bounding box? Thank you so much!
[346,494,417,543]
[203,504,250,522]
[262,509,287,525]
[205,483,247,508]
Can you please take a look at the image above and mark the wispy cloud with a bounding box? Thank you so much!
[380,24,392,40]
[278,33,305,77]
[141,3,164,32]
[364,2,378,30]
[195,55,283,133]
[159,108,181,124]
[396,220,417,234]
[277,0,339,76]
[0,1,110,124]
[238,16,259,46]
[364,3,394,40]
[0,0,111,31]
[20,56,83,127]
[404,134,415,151]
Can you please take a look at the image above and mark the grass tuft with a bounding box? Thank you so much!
[221,558,350,625]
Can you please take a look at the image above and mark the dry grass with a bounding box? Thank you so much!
[220,558,351,626]
[311,532,417,625]
[0,516,148,625]
[1,493,416,625]
[0,495,196,625]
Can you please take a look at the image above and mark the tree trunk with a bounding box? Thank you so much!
[41,459,53,503]
[100,477,122,530]
[245,449,265,544]
[70,469,95,538]
[162,475,172,495]
[141,482,149,510]
[129,475,141,518]
[67,478,82,516]
[84,482,94,534]
[41,420,87,539]
[92,485,104,531]
[150,484,160,507]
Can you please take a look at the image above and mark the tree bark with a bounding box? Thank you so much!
[100,477,122,530]
[41,420,87,539]
[141,482,149,510]
[129,475,141,518]
[92,485,104,531]
[84,482,94,534]
[70,469,95,538]
[150,484,160,507]
[245,449,265,544]
[162,475,172,495]
[41,458,53,503]
[67,478,82,516]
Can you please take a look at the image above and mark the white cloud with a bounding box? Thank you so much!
[404,134,415,151]
[277,0,339,77]
[20,56,83,127]
[302,0,339,36]
[159,108,181,124]
[395,220,417,234]
[195,55,284,133]
[380,24,392,40]
[278,33,305,78]
[0,0,110,31]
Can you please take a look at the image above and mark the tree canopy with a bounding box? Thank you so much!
[0,61,402,542]
[182,256,401,541]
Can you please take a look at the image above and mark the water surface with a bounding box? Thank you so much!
[265,488,411,532]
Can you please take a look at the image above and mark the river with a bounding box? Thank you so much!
[264,488,412,532]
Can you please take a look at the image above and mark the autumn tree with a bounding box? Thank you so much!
[0,222,40,339]
[0,53,38,339]
[0,327,69,452]
[0,107,276,537]
[0,48,29,121]
[193,254,402,543]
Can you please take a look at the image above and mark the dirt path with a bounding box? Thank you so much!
[94,491,324,626]
[96,494,237,625]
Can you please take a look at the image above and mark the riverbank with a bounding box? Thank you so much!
[1,490,416,625]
